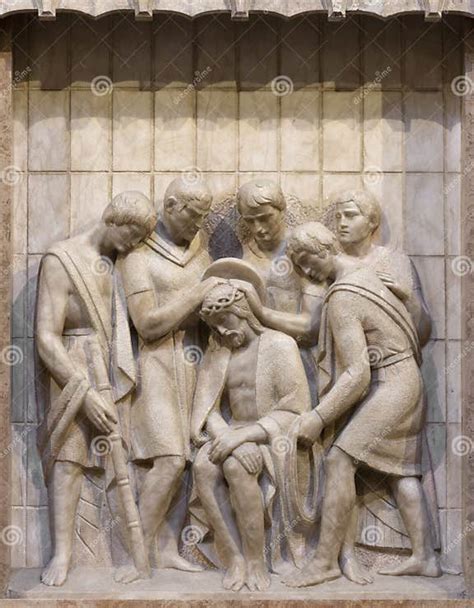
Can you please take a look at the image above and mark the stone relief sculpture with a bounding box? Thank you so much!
[322,190,441,579]
[191,260,312,591]
[234,179,325,406]
[34,178,445,593]
[35,192,157,586]
[281,222,441,587]
[118,176,222,581]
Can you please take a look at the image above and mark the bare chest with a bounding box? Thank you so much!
[225,340,259,421]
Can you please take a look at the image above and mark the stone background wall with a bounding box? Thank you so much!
[8,12,465,570]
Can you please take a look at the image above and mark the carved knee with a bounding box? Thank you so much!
[222,455,245,485]
[151,455,185,481]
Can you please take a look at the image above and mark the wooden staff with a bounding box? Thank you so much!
[87,338,150,579]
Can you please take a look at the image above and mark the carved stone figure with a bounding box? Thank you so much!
[236,179,311,312]
[191,264,311,591]
[119,176,221,579]
[331,189,431,346]
[281,222,441,588]
[235,179,324,402]
[35,192,157,586]
[327,190,439,582]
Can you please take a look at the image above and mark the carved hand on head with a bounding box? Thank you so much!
[228,279,263,318]
[232,442,262,475]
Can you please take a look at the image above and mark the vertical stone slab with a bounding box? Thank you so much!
[462,28,474,595]
[0,22,12,595]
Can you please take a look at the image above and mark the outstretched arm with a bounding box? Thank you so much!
[232,280,323,346]
[125,277,221,343]
[259,291,322,345]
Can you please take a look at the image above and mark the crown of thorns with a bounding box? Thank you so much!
[200,282,245,315]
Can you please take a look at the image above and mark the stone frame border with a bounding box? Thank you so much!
[0,0,470,21]
[0,7,473,605]
[462,21,474,598]
[0,17,12,600]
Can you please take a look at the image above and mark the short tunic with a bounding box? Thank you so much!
[120,231,211,461]
[51,331,105,469]
[321,286,424,477]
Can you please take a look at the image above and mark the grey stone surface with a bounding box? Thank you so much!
[7,11,466,594]
[0,0,472,19]
[8,568,466,600]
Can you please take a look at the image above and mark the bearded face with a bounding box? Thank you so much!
[203,309,248,350]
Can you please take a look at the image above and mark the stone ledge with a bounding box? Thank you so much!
[7,567,467,601]
[0,1,473,20]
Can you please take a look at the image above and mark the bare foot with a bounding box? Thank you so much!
[157,553,204,572]
[41,556,71,586]
[378,555,442,578]
[246,560,271,591]
[223,557,246,592]
[340,552,373,585]
[114,564,151,584]
[283,559,341,588]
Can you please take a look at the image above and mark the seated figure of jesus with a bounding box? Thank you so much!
[191,280,311,592]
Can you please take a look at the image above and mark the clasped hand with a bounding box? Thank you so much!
[209,428,245,463]
[82,388,117,434]
[296,411,324,447]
